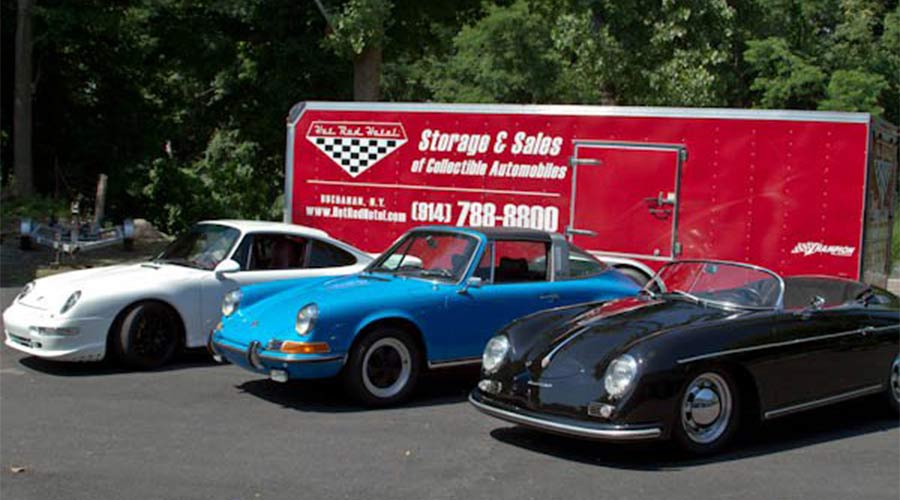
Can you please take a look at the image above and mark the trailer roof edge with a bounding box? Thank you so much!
[286,101,875,126]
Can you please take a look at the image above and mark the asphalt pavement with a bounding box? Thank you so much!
[1,285,898,500]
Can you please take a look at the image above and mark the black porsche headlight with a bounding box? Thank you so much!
[482,335,510,374]
[603,354,639,399]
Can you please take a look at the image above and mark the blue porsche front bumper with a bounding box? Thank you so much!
[211,333,346,381]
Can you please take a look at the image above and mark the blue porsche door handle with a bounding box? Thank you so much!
[539,294,560,302]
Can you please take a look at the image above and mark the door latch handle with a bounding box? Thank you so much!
[861,326,875,335]
[539,294,560,301]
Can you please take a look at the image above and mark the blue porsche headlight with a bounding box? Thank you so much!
[295,303,318,336]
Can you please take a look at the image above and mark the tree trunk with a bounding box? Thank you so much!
[353,45,382,101]
[13,0,35,197]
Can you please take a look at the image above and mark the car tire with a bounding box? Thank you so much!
[115,302,179,370]
[673,369,741,455]
[344,327,421,407]
[887,354,899,414]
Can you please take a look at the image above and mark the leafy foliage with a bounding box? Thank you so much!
[1,0,897,234]
[323,0,393,58]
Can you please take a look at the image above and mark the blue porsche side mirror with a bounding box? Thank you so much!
[458,276,483,294]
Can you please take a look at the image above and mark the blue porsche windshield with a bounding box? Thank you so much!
[367,231,479,282]
[646,261,784,310]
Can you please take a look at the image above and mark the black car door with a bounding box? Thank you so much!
[754,305,867,415]
[857,288,900,388]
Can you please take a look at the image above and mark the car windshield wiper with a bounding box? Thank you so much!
[155,258,204,270]
[664,290,700,304]
[416,269,454,280]
[360,270,392,281]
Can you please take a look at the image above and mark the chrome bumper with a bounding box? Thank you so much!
[469,391,662,441]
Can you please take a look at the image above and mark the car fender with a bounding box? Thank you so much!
[348,308,428,355]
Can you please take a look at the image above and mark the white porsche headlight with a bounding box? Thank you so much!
[603,354,639,399]
[222,289,242,317]
[482,335,510,374]
[295,303,318,336]
[18,282,35,301]
[60,291,82,314]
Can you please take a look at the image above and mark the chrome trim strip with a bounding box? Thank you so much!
[291,101,871,125]
[469,393,662,441]
[764,384,885,420]
[211,341,345,364]
[677,326,897,364]
[259,353,345,364]
[428,357,481,369]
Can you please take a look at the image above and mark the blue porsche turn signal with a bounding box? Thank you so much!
[280,341,330,354]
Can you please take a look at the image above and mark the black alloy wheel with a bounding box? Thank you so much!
[115,302,179,370]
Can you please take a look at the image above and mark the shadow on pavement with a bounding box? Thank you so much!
[237,366,481,412]
[488,395,899,470]
[16,348,220,376]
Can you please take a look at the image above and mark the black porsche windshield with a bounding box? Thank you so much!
[156,224,240,270]
[646,261,783,310]
[367,231,478,282]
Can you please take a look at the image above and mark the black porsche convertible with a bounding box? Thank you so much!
[469,260,899,454]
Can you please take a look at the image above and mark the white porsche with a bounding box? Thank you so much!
[3,220,372,368]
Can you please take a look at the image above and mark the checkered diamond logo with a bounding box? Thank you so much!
[306,121,407,178]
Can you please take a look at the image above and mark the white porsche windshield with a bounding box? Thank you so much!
[156,224,240,270]
[646,261,784,310]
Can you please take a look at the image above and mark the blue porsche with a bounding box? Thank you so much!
[211,226,640,406]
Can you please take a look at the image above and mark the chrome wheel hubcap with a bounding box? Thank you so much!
[362,338,412,399]
[681,373,732,444]
[891,355,900,404]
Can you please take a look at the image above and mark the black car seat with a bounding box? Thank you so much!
[495,257,528,283]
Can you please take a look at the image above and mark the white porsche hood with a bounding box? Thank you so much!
[18,263,201,312]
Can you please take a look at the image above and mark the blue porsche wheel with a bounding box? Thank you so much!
[344,327,421,407]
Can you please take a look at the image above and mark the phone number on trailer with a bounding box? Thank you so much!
[410,201,560,232]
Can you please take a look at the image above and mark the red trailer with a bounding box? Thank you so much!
[283,102,898,286]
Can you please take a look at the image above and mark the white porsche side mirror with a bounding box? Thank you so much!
[214,259,241,277]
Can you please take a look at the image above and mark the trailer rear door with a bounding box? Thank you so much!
[567,142,686,260]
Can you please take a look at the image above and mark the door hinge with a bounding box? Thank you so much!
[674,241,683,256]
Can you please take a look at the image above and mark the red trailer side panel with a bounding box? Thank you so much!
[287,103,880,281]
